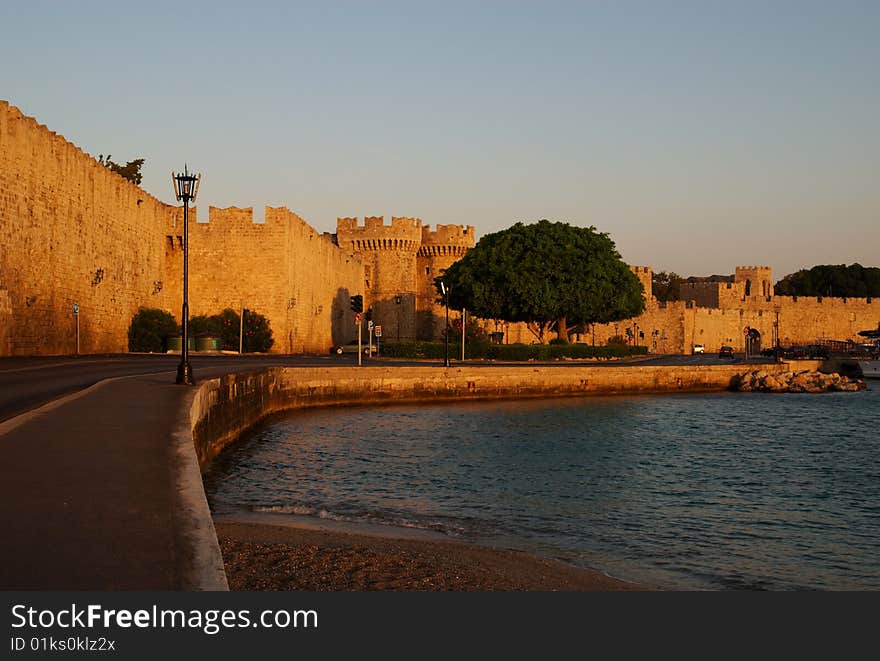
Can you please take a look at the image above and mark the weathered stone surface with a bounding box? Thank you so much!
[731,368,865,394]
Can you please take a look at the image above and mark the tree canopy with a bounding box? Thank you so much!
[652,270,683,302]
[775,264,880,298]
[435,220,645,343]
[98,154,145,186]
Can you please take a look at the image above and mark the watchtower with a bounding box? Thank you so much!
[629,266,654,302]
[336,216,423,341]
[416,224,475,339]
[735,266,773,298]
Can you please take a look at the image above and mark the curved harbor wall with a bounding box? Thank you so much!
[189,363,794,469]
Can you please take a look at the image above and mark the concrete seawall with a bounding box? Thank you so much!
[188,363,791,470]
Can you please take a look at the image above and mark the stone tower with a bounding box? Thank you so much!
[416,224,475,339]
[629,266,654,302]
[735,265,773,298]
[336,216,422,341]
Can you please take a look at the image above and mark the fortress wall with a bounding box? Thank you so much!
[273,207,363,352]
[183,206,363,353]
[0,101,175,356]
[681,282,720,308]
[184,206,287,350]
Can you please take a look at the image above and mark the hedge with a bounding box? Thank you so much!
[378,341,648,361]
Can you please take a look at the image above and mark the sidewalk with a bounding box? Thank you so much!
[0,370,225,590]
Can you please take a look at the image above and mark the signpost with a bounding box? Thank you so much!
[73,303,79,355]
[367,320,373,359]
[461,309,466,362]
[374,325,381,357]
[357,315,362,366]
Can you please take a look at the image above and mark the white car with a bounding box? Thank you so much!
[693,344,705,354]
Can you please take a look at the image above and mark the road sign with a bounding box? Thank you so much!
[73,303,79,315]
[355,313,361,323]
[374,325,382,337]
[743,326,750,335]
[368,320,373,329]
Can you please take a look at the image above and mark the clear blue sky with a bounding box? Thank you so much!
[2,1,878,279]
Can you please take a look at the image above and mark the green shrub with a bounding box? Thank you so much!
[548,337,569,345]
[128,308,179,353]
[212,308,275,352]
[189,314,222,337]
[215,309,241,350]
[379,341,647,361]
[243,309,274,353]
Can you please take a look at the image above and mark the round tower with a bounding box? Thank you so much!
[336,216,422,341]
[416,224,475,340]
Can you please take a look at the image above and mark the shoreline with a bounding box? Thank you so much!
[214,514,649,591]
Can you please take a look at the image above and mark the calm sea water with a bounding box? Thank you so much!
[204,385,880,590]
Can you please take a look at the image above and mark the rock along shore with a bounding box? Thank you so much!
[732,369,866,393]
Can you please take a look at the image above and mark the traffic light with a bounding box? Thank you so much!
[350,294,363,313]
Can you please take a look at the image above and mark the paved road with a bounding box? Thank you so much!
[0,353,358,423]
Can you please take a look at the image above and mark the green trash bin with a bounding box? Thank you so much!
[196,336,219,352]
[165,335,195,352]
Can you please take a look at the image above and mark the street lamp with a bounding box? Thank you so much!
[172,165,201,385]
[774,305,782,362]
[440,281,450,367]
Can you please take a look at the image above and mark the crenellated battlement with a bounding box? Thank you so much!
[735,265,773,297]
[628,265,654,300]
[418,224,475,257]
[0,100,168,209]
[336,215,423,252]
[337,215,423,231]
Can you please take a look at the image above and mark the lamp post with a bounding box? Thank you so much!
[774,305,781,362]
[172,166,201,385]
[440,281,450,367]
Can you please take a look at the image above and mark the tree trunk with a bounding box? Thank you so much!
[527,321,550,344]
[556,316,569,343]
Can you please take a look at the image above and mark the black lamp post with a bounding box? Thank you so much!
[440,281,450,367]
[172,166,201,385]
[774,305,782,362]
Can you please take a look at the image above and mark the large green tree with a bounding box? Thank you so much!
[775,263,880,298]
[435,220,645,343]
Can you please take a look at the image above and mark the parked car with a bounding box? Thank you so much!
[693,344,705,354]
[718,346,735,359]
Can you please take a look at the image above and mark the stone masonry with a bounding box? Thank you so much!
[0,99,876,356]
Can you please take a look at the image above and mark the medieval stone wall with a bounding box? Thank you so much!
[2,100,876,358]
[164,206,363,354]
[0,101,363,356]
[0,100,176,355]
